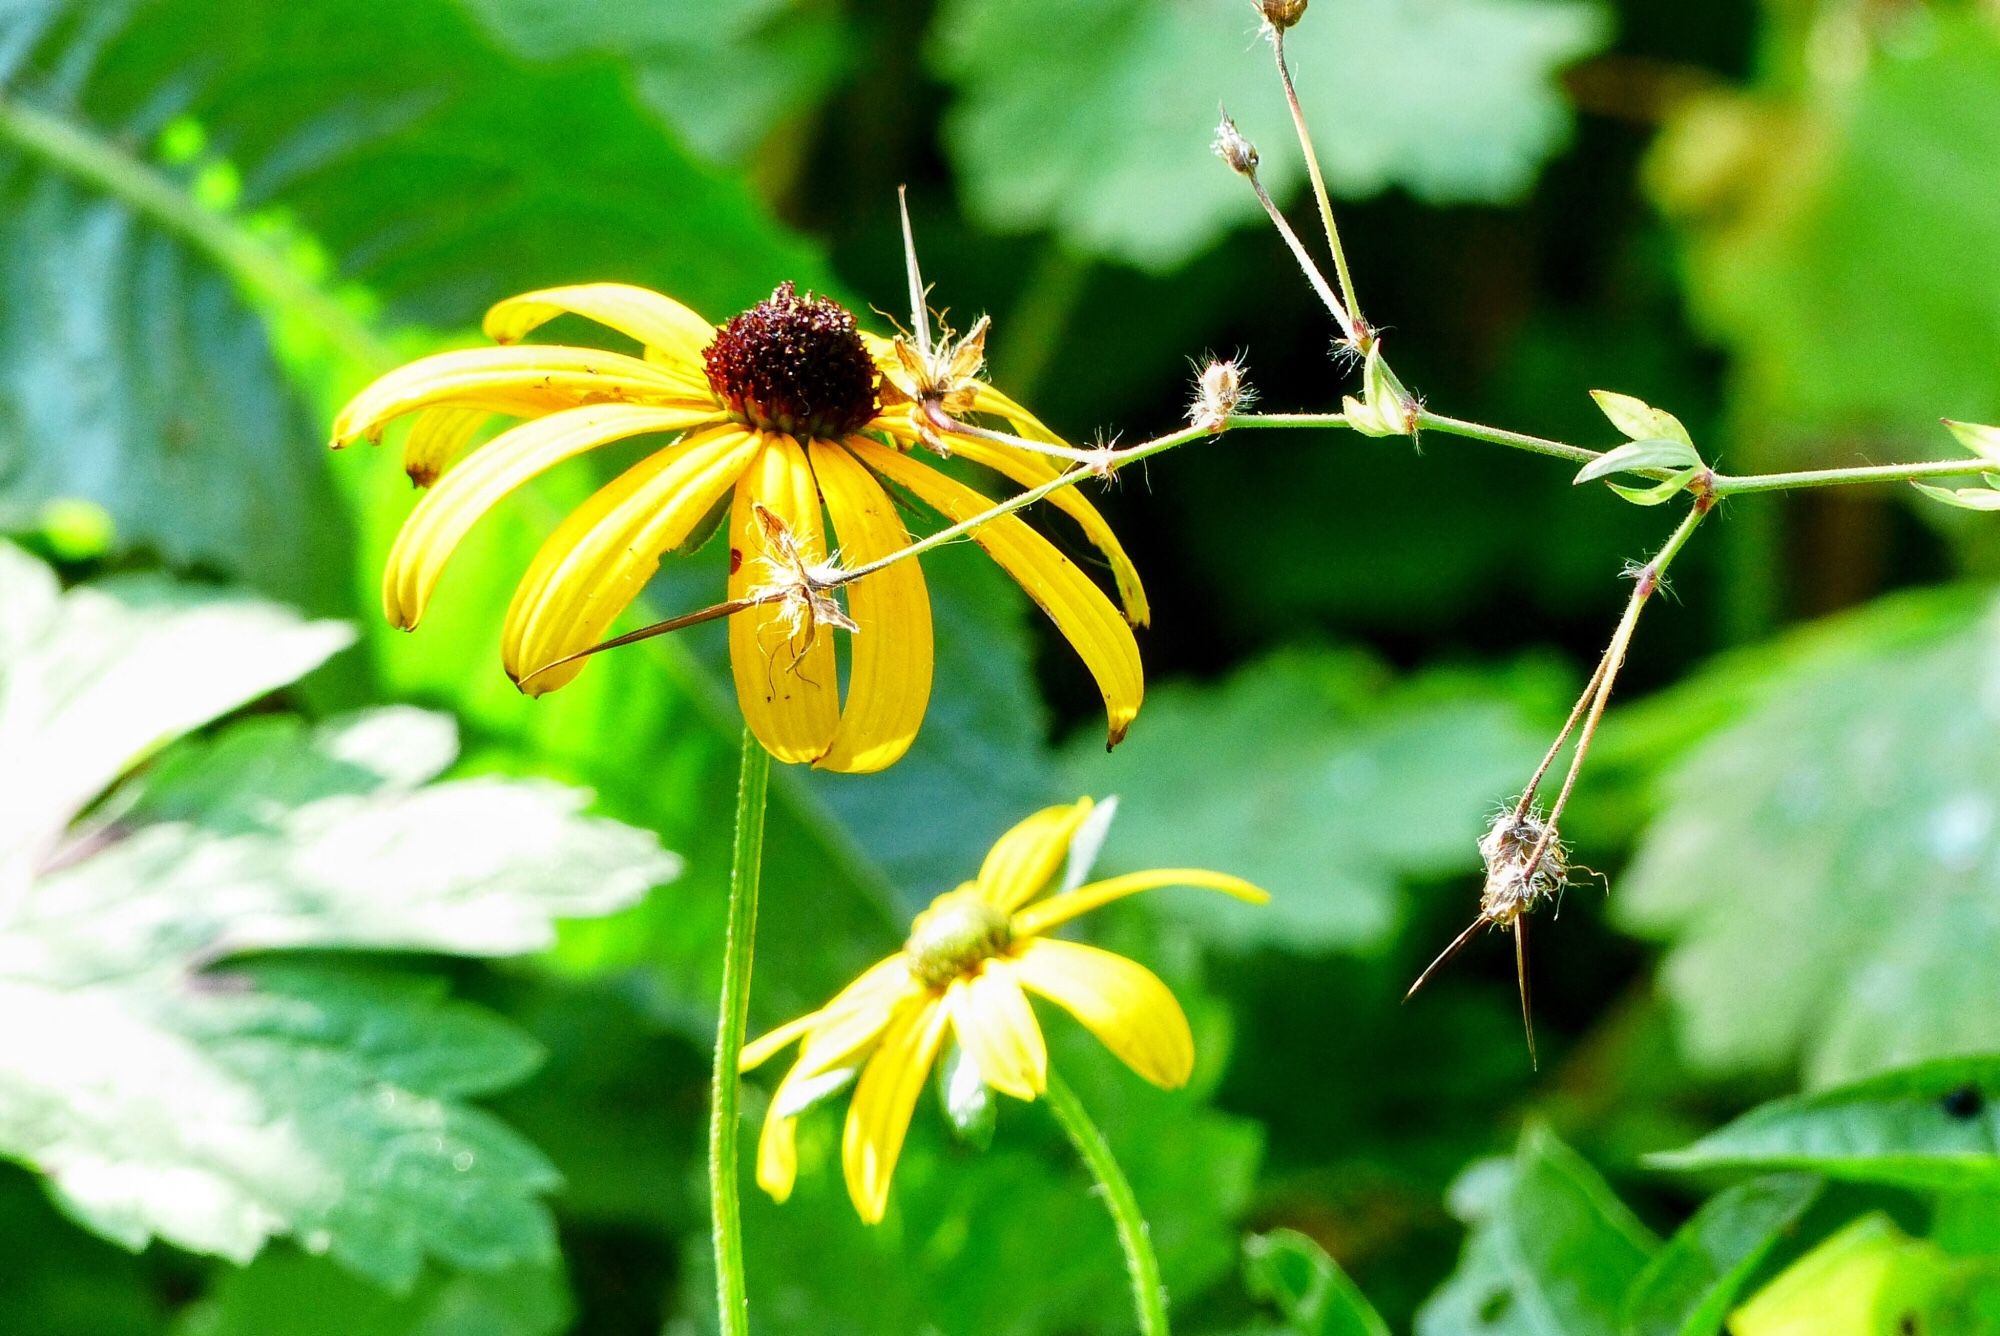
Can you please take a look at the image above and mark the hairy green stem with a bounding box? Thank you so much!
[1271,27,1364,342]
[1710,456,1981,494]
[1044,1070,1169,1336]
[710,729,771,1336]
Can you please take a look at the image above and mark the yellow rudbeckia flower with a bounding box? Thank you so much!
[740,797,1266,1223]
[330,281,1149,773]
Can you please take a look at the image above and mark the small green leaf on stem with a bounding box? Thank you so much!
[1911,480,2000,511]
[1574,438,1702,485]
[1591,389,1694,446]
[1944,419,2000,467]
[1607,468,1703,506]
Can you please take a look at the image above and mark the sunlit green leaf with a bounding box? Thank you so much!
[1615,586,2000,1084]
[1727,1216,1965,1336]
[1573,440,1701,485]
[0,547,676,1284]
[1588,390,1694,447]
[1417,1124,1657,1336]
[1911,481,2000,511]
[1622,1175,1822,1336]
[176,1250,570,1336]
[932,0,1605,270]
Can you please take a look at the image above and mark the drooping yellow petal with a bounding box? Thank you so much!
[501,426,761,693]
[1012,869,1270,939]
[945,435,1150,626]
[971,382,1062,445]
[728,435,840,765]
[383,403,720,630]
[971,800,1095,913]
[1011,938,1194,1090]
[841,998,950,1224]
[483,283,718,384]
[740,1012,821,1073]
[756,1102,800,1203]
[402,406,491,486]
[849,439,1144,747]
[809,439,933,774]
[330,345,704,446]
[943,960,1047,1101]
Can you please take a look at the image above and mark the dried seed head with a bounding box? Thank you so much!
[1189,355,1254,430]
[1212,113,1259,177]
[705,282,879,438]
[1257,0,1308,31]
[743,503,856,657]
[1477,808,1569,922]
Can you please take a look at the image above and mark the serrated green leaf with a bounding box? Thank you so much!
[1418,1125,1658,1336]
[0,548,676,1283]
[1622,1175,1822,1336]
[1911,481,2000,511]
[1243,1229,1390,1336]
[931,0,1605,270]
[1062,649,1560,951]
[1649,1056,2000,1191]
[1614,586,2000,1083]
[1574,439,1702,485]
[1589,390,1695,447]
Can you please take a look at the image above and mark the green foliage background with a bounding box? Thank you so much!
[2,0,1998,1331]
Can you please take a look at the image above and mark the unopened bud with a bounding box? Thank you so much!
[1212,113,1259,176]
[1258,0,1308,31]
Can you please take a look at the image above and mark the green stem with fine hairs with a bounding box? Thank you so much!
[710,729,771,1336]
[1044,1070,1170,1336]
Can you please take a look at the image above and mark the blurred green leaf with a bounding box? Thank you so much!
[1243,1228,1391,1336]
[1417,1125,1657,1336]
[0,0,826,599]
[0,545,675,1284]
[1615,585,2000,1084]
[1650,1055,2000,1193]
[176,1250,570,1336]
[1652,11,2000,463]
[931,0,1605,270]
[1621,1175,1821,1336]
[456,0,851,164]
[1064,648,1559,952]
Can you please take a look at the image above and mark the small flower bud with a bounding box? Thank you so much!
[1257,0,1308,31]
[1189,355,1253,430]
[1212,113,1258,177]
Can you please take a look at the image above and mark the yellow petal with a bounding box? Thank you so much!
[383,403,720,630]
[1011,938,1194,1090]
[849,439,1144,747]
[1012,869,1270,940]
[740,1011,821,1073]
[810,438,933,773]
[483,282,717,383]
[972,800,1095,913]
[944,434,1150,627]
[792,955,921,1077]
[971,382,1061,443]
[841,998,949,1224]
[728,435,840,765]
[330,345,704,446]
[502,426,760,692]
[402,406,490,486]
[755,1104,800,1203]
[943,960,1047,1101]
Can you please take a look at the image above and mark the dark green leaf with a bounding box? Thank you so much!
[1063,649,1561,951]
[1621,1175,1821,1336]
[1243,1228,1391,1336]
[1649,1055,2000,1192]
[1418,1125,1657,1336]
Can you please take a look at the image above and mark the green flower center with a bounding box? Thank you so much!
[904,889,1012,988]
[703,281,879,439]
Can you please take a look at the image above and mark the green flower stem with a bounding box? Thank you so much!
[1044,1070,1170,1336]
[1271,26,1364,342]
[1413,409,1601,466]
[710,729,771,1336]
[1710,456,1983,495]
